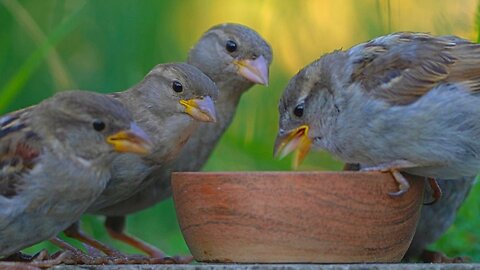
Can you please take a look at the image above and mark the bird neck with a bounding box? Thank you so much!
[124,89,197,157]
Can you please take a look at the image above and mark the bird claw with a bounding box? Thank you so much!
[388,169,411,197]
[388,188,408,197]
[108,254,193,265]
[1,243,193,266]
[350,163,413,197]
[105,225,193,264]
[62,252,190,265]
[172,254,194,264]
[50,250,147,265]
[0,250,75,269]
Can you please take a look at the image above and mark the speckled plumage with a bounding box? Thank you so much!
[0,91,145,257]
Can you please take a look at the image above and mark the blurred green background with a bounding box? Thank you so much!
[1,0,479,261]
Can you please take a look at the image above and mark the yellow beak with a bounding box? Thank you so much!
[179,96,217,123]
[234,55,269,85]
[273,125,312,168]
[107,123,153,155]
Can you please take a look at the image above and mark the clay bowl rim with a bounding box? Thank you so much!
[171,170,392,177]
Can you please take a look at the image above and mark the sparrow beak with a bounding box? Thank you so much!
[274,125,312,168]
[107,122,153,155]
[234,55,269,85]
[179,96,217,123]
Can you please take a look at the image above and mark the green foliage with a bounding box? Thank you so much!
[1,0,479,261]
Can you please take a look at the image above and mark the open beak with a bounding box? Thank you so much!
[274,125,312,168]
[234,55,269,85]
[180,96,217,123]
[107,122,153,155]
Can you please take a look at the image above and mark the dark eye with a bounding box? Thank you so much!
[225,40,237,52]
[172,80,183,92]
[92,120,106,131]
[294,103,304,117]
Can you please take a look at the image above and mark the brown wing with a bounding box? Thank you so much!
[0,108,41,198]
[349,32,480,105]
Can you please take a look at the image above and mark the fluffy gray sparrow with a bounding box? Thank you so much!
[63,63,218,263]
[0,91,151,259]
[86,23,272,259]
[275,32,480,195]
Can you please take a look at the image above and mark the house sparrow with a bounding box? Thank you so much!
[86,23,272,259]
[86,63,218,213]
[63,63,218,263]
[0,91,152,259]
[274,32,480,196]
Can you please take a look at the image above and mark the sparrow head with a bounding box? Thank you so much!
[274,53,345,167]
[35,91,152,163]
[188,23,272,87]
[137,63,219,123]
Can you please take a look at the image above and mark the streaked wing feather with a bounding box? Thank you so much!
[350,33,480,105]
[0,108,41,198]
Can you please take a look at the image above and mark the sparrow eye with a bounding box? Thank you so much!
[172,80,183,92]
[92,120,106,131]
[293,103,304,117]
[225,40,237,53]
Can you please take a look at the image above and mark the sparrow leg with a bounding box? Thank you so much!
[62,222,155,264]
[361,165,411,196]
[360,160,419,197]
[63,222,123,257]
[420,249,470,263]
[423,177,442,205]
[30,250,111,267]
[105,216,193,263]
[388,169,411,197]
[49,237,83,254]
[84,243,104,257]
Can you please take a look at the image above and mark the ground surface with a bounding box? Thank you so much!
[48,264,480,270]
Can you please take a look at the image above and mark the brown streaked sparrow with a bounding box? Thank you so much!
[64,63,218,263]
[0,90,151,259]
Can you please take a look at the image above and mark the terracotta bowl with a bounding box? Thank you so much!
[171,171,424,263]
